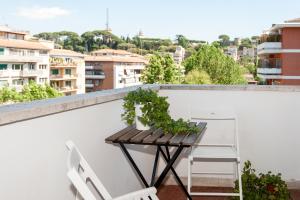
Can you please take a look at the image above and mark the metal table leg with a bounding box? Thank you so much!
[154,146,183,188]
[119,143,149,187]
[159,146,192,200]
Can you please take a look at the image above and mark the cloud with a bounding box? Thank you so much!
[16,6,71,20]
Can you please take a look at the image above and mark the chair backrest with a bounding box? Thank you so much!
[66,141,112,200]
[190,108,240,151]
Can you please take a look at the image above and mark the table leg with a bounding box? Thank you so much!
[159,146,192,200]
[119,143,149,187]
[150,147,160,186]
[154,146,183,188]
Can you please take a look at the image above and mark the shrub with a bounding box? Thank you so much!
[233,161,291,200]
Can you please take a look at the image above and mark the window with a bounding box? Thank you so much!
[12,79,23,85]
[51,69,59,75]
[0,48,4,55]
[12,64,23,70]
[39,78,48,83]
[0,64,7,70]
[0,80,8,87]
[39,50,48,56]
[65,81,72,87]
[29,64,35,70]
[39,65,47,70]
[95,80,100,86]
[86,80,93,84]
[27,50,35,56]
[65,69,72,75]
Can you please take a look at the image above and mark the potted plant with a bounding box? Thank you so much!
[122,88,199,134]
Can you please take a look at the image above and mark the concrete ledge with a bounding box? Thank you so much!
[1,84,300,126]
[0,84,159,126]
[160,84,300,92]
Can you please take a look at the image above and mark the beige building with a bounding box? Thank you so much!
[85,49,147,92]
[0,26,52,91]
[49,49,85,95]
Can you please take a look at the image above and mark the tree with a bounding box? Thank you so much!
[184,70,212,84]
[183,45,246,84]
[0,81,62,104]
[176,35,190,48]
[218,34,231,47]
[142,54,181,84]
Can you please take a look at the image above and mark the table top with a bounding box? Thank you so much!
[105,122,207,147]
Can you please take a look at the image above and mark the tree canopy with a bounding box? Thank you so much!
[141,54,182,84]
[0,81,62,104]
[183,45,246,84]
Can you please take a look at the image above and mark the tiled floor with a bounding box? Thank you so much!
[157,185,300,200]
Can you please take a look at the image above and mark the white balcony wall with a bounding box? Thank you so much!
[0,85,299,200]
[158,87,300,187]
[257,68,282,74]
[0,89,157,200]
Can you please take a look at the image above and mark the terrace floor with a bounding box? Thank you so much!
[157,185,300,200]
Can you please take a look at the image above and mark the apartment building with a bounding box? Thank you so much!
[49,49,85,95]
[173,46,185,64]
[85,49,147,92]
[224,46,238,61]
[257,19,300,85]
[0,26,52,90]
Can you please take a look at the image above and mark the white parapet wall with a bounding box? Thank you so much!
[159,85,300,188]
[0,84,299,200]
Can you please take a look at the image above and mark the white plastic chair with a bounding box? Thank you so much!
[66,141,159,200]
[187,109,243,199]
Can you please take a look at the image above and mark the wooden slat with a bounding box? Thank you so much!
[130,128,155,143]
[169,134,188,145]
[182,122,207,146]
[118,129,142,142]
[156,133,174,144]
[105,125,135,142]
[143,128,164,143]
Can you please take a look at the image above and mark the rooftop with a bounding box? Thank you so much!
[50,49,85,58]
[0,38,51,50]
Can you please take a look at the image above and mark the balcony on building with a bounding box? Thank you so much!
[85,70,105,79]
[0,85,299,200]
[257,33,282,55]
[257,58,282,75]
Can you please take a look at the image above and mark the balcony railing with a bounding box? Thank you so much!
[0,85,299,199]
[257,68,282,74]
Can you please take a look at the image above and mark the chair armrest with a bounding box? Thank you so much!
[113,187,158,200]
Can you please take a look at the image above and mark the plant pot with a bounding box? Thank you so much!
[135,104,150,130]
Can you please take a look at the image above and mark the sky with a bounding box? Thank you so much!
[1,0,300,42]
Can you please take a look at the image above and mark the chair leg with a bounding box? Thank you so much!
[237,161,243,200]
[187,156,192,200]
[188,157,191,193]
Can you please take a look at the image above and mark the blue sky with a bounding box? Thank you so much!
[1,0,300,42]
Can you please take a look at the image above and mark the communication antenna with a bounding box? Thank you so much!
[106,8,112,32]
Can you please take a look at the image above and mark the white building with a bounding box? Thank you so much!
[224,46,238,61]
[49,49,85,95]
[173,46,185,64]
[242,47,256,58]
[0,26,52,90]
[85,49,147,92]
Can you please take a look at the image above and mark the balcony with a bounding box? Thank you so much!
[85,71,105,79]
[85,83,94,88]
[21,69,44,77]
[0,55,43,63]
[50,74,78,80]
[257,68,282,75]
[257,42,282,55]
[0,85,299,199]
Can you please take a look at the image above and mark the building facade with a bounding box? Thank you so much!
[173,46,185,64]
[224,46,238,61]
[0,26,52,90]
[49,49,85,95]
[85,49,147,92]
[257,20,300,85]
